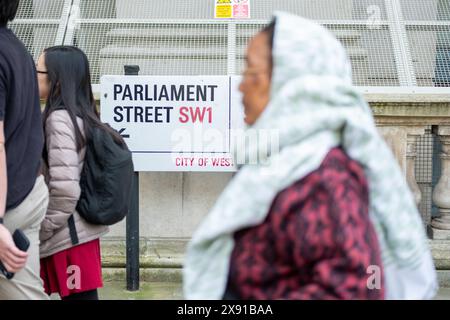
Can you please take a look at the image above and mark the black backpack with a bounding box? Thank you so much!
[76,124,134,226]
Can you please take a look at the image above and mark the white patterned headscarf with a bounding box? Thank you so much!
[183,11,437,300]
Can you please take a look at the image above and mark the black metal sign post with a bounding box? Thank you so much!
[124,65,140,291]
[127,172,139,291]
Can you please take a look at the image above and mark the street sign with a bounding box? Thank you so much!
[101,75,245,172]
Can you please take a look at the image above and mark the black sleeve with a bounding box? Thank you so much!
[0,62,7,121]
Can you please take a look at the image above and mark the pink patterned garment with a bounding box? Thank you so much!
[225,147,384,300]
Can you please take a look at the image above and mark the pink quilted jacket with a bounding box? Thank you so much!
[39,110,108,258]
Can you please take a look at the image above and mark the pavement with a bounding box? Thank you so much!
[95,239,450,300]
[436,288,450,300]
[93,281,450,300]
[99,281,183,300]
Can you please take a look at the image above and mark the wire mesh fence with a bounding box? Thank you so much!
[407,25,450,86]
[8,23,60,60]
[10,0,449,87]
[416,127,435,227]
[15,0,66,19]
[235,23,400,86]
[401,0,450,21]
[72,22,229,82]
[9,0,71,60]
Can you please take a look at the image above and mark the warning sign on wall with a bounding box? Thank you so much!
[215,0,250,19]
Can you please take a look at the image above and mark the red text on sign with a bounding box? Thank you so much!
[179,107,213,123]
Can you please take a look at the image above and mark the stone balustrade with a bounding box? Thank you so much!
[368,92,450,240]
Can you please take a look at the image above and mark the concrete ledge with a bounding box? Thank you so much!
[92,85,450,103]
[103,268,182,283]
[429,240,450,270]
[101,239,450,288]
[101,238,450,270]
[438,271,450,288]
[102,268,450,289]
[360,87,450,103]
[428,226,450,241]
[101,237,187,268]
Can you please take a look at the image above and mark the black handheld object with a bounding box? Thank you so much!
[0,229,30,280]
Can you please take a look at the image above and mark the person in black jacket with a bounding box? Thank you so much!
[0,0,49,300]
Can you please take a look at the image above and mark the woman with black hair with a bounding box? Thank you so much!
[36,46,113,300]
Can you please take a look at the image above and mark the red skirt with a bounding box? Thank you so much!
[40,239,103,298]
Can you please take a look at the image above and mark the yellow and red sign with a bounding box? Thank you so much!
[215,0,250,19]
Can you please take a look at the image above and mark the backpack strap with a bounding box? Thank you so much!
[68,215,79,245]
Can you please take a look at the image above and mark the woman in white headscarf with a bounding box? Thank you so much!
[183,12,437,300]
